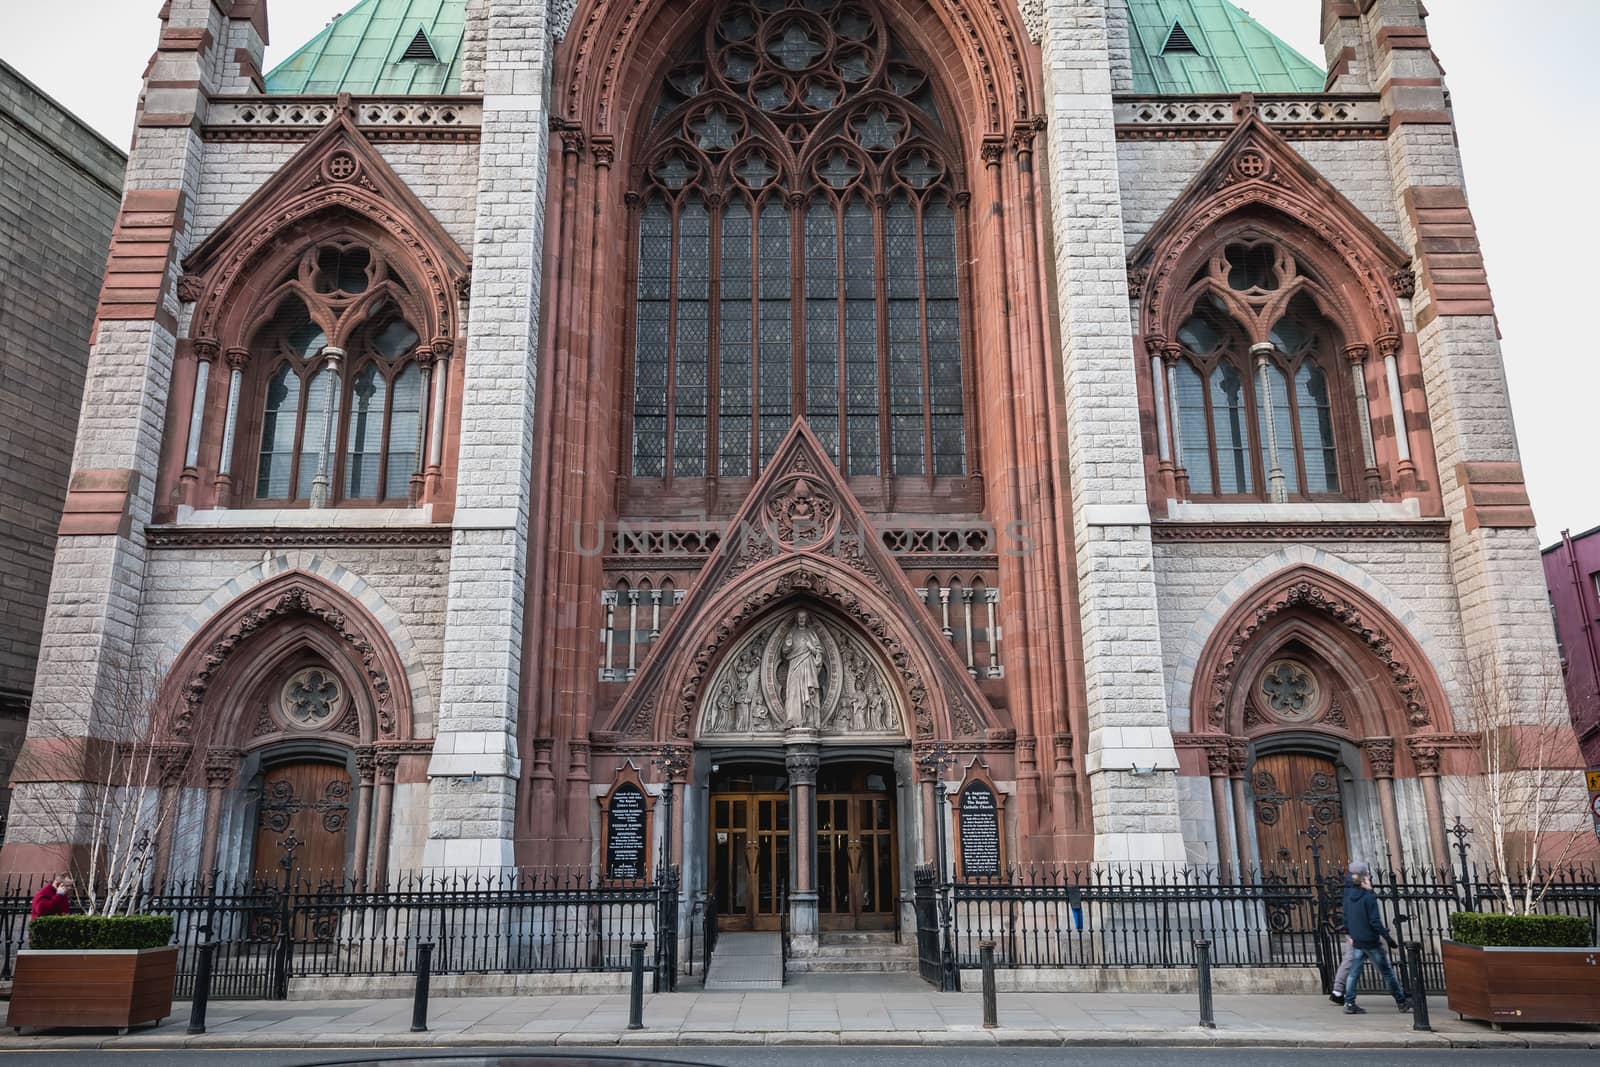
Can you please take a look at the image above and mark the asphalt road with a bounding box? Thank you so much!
[0,1049,1592,1067]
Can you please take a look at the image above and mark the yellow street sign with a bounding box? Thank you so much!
[1588,770,1600,793]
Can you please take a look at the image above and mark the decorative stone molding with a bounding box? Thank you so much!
[784,751,820,786]
[203,96,482,142]
[1115,94,1386,140]
[168,574,414,744]
[1196,566,1446,736]
[1151,521,1450,543]
[146,526,452,549]
[1127,114,1411,347]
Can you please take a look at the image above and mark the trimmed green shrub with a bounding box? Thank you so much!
[1449,912,1593,948]
[29,914,174,951]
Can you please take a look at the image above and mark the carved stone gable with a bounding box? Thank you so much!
[602,420,999,743]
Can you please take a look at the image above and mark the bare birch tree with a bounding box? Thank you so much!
[1457,651,1589,914]
[9,653,210,915]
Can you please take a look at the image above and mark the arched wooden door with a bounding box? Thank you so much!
[1252,752,1349,872]
[252,760,352,882]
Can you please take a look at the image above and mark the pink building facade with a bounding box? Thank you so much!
[1545,526,1600,770]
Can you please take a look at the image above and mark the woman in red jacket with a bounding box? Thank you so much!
[29,875,72,918]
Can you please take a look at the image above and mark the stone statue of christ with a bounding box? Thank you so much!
[781,611,824,728]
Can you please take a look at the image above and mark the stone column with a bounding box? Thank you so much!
[352,747,376,886]
[179,339,217,505]
[1407,738,1450,870]
[424,0,551,870]
[1344,343,1383,499]
[0,0,219,874]
[785,737,819,952]
[1360,737,1405,869]
[1253,343,1287,503]
[214,347,250,504]
[1205,744,1235,880]
[199,749,242,882]
[372,749,399,884]
[1227,740,1254,881]
[424,338,452,497]
[308,347,343,508]
[1042,0,1182,863]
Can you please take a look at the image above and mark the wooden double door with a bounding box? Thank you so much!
[1252,752,1350,872]
[252,759,353,883]
[709,763,899,932]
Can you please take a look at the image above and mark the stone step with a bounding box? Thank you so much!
[817,930,903,945]
[784,956,920,975]
[802,943,917,960]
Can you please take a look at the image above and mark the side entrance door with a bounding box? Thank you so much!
[817,765,898,931]
[252,760,352,882]
[1252,752,1350,872]
[710,791,790,931]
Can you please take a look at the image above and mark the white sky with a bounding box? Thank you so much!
[5,1,1594,545]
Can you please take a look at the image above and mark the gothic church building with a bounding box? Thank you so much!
[3,0,1569,940]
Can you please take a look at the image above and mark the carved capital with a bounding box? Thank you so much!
[591,137,616,168]
[224,346,251,371]
[205,748,243,789]
[979,136,1006,166]
[1343,343,1370,365]
[1161,342,1186,367]
[1226,739,1250,778]
[193,336,222,362]
[355,745,377,784]
[785,751,819,786]
[1361,736,1396,777]
[1375,334,1402,360]
[375,748,400,783]
[1205,743,1231,777]
[1406,736,1442,775]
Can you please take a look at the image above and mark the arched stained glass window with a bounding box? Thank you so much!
[628,0,968,480]
[245,239,428,506]
[1164,238,1355,501]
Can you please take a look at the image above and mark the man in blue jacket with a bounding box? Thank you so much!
[1342,866,1410,1014]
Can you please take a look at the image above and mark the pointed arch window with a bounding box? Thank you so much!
[1166,236,1357,502]
[627,0,970,482]
[242,239,430,506]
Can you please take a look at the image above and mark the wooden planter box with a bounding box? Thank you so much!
[1443,940,1600,1027]
[8,946,178,1033]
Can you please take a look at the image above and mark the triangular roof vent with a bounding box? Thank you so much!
[1163,22,1199,54]
[400,27,439,63]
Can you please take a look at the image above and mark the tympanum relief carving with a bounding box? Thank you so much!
[701,608,902,737]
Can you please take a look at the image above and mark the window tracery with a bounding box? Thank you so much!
[629,0,968,482]
[241,238,429,506]
[1165,235,1354,502]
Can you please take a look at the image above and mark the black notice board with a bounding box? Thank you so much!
[605,782,648,880]
[958,783,1001,878]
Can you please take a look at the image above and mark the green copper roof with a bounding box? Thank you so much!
[265,0,466,95]
[1127,1,1326,94]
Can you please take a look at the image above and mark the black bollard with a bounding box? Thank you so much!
[1406,941,1432,1032]
[979,940,998,1029]
[629,940,647,1031]
[187,939,216,1035]
[411,942,433,1033]
[1194,939,1215,1029]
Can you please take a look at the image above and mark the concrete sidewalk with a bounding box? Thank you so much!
[2,989,1597,1051]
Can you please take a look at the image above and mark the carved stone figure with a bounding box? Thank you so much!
[698,606,901,737]
[781,611,825,728]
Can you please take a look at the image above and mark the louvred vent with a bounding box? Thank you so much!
[1163,23,1198,54]
[401,28,438,63]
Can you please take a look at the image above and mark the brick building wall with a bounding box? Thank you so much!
[0,60,126,802]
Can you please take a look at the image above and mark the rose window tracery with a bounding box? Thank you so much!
[631,0,967,482]
[1259,658,1320,721]
[281,667,345,729]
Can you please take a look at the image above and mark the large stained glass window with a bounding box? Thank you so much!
[628,0,968,480]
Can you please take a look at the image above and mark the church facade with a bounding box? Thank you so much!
[2,0,1576,941]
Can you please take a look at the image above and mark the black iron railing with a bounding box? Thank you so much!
[0,868,675,1000]
[934,858,1600,993]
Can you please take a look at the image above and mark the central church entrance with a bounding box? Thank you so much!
[709,760,899,933]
